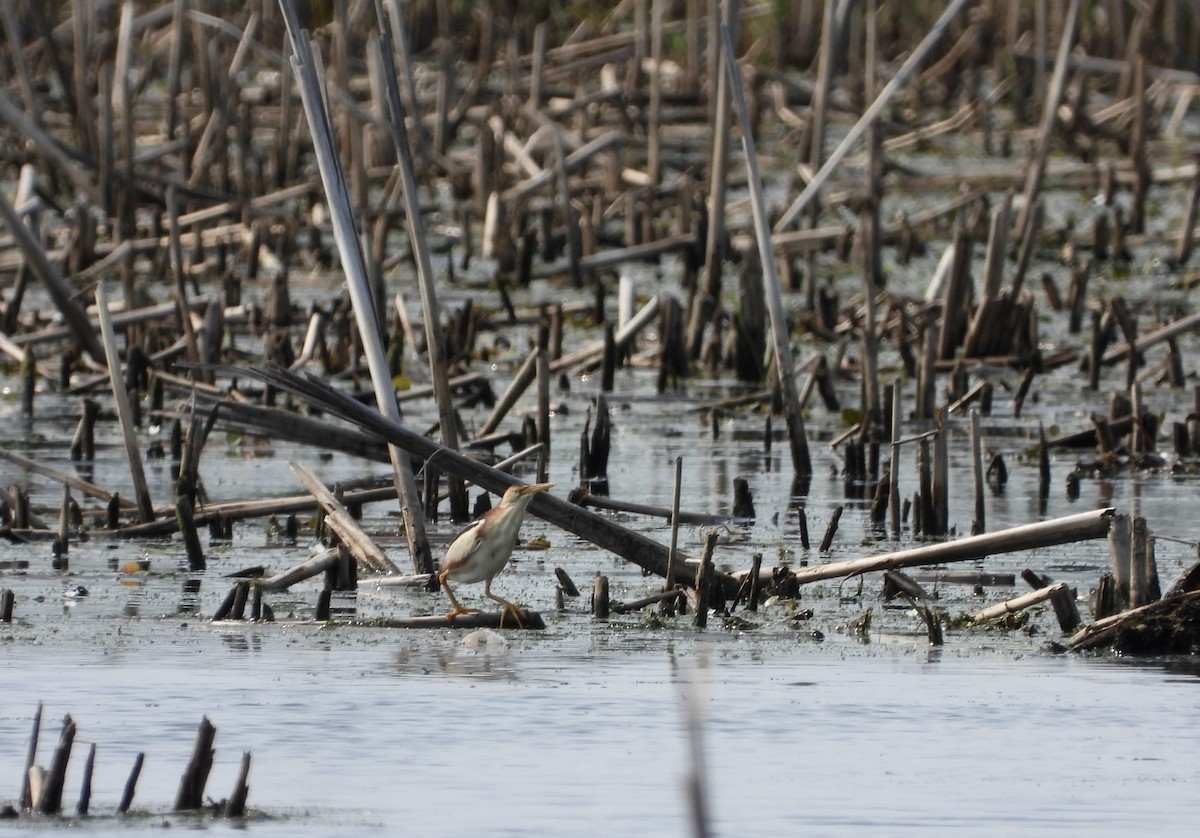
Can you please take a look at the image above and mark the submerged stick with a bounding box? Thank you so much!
[790,508,1116,586]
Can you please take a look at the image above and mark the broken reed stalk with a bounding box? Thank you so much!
[370,0,467,520]
[721,24,811,477]
[774,0,973,232]
[289,461,399,574]
[95,282,154,523]
[666,455,683,589]
[279,0,432,574]
[790,508,1116,586]
[477,347,538,437]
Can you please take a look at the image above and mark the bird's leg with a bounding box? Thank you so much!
[484,580,525,629]
[440,573,478,620]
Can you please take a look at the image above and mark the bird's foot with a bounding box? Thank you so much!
[444,606,480,621]
[496,602,527,629]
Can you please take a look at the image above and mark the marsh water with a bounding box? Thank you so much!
[5,289,1200,836]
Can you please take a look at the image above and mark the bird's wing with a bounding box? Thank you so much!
[441,518,486,570]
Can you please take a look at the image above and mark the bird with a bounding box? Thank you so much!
[439,482,554,627]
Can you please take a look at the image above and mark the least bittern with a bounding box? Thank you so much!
[438,483,553,627]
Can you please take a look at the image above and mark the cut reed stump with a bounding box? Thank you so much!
[174,717,216,811]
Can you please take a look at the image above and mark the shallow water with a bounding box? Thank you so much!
[4,630,1200,836]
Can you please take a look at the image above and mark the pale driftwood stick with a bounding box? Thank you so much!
[1069,589,1200,651]
[550,292,660,372]
[12,295,213,351]
[969,582,1062,622]
[790,508,1116,586]
[0,448,136,508]
[722,24,811,477]
[96,283,154,522]
[532,234,698,279]
[239,365,736,594]
[478,348,538,438]
[289,462,399,575]
[111,484,401,539]
[502,130,625,203]
[338,612,547,630]
[372,572,436,588]
[774,0,973,231]
[612,588,684,614]
[260,549,338,592]
[283,3,432,573]
[370,4,468,520]
[571,487,735,525]
[0,191,104,363]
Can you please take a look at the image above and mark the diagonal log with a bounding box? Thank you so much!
[236,365,733,594]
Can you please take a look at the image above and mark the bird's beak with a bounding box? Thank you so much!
[523,482,555,495]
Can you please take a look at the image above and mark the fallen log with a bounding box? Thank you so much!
[789,508,1116,586]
